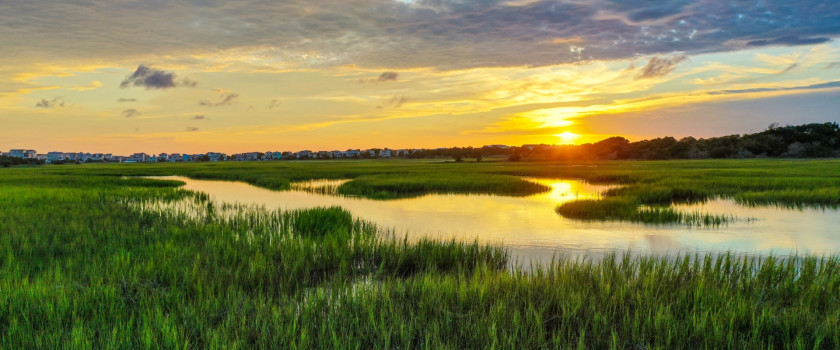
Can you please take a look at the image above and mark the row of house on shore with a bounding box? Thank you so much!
[3,148,418,163]
[5,145,519,163]
[1,149,116,163]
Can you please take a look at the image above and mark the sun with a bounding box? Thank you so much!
[556,131,581,144]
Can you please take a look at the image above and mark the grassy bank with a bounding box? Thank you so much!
[2,168,840,348]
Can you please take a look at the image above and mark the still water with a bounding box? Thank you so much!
[150,176,840,262]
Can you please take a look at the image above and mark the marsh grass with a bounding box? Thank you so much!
[555,198,733,226]
[289,179,350,195]
[335,173,550,199]
[2,171,840,348]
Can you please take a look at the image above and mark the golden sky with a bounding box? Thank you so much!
[1,0,839,154]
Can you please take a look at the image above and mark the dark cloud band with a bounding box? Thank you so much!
[1,1,839,69]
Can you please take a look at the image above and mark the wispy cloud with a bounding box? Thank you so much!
[267,98,281,109]
[34,97,65,108]
[636,55,687,79]
[116,97,137,103]
[708,81,840,95]
[199,91,239,107]
[121,108,141,118]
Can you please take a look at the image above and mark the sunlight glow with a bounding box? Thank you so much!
[556,131,581,145]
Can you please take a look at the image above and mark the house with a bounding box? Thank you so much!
[206,152,224,161]
[129,153,149,162]
[332,150,344,158]
[268,151,283,160]
[168,153,181,162]
[345,149,361,158]
[296,150,313,159]
[318,151,331,159]
[24,150,37,159]
[395,149,408,157]
[46,152,65,163]
[380,149,392,158]
[9,149,25,158]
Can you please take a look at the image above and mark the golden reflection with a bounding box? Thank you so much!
[148,176,840,263]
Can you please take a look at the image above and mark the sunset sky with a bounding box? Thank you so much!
[1,0,839,154]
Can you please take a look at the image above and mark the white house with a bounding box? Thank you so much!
[46,152,65,163]
[129,153,148,162]
[206,152,224,161]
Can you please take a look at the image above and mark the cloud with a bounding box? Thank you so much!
[746,36,832,47]
[216,93,239,106]
[780,63,799,74]
[191,114,206,120]
[120,65,196,89]
[70,80,103,92]
[1,1,840,70]
[116,98,137,103]
[389,95,409,108]
[825,62,840,69]
[378,71,398,82]
[34,97,65,108]
[626,6,685,23]
[199,92,239,107]
[121,108,141,118]
[359,71,400,83]
[708,80,840,95]
[186,126,199,132]
[636,55,687,79]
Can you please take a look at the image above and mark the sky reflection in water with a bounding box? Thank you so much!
[150,176,840,263]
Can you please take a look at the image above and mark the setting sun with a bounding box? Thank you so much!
[556,131,581,144]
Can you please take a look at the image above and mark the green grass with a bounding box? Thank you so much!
[2,160,840,347]
[336,173,549,199]
[555,198,733,226]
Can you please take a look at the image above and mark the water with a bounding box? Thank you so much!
[147,176,840,263]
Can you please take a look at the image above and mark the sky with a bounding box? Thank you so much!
[1,0,839,154]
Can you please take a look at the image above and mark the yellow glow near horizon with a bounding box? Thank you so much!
[556,131,581,144]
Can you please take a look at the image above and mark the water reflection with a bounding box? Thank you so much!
[147,176,840,263]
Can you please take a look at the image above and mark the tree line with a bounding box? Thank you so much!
[405,122,840,161]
